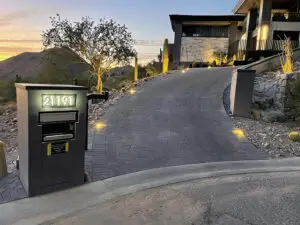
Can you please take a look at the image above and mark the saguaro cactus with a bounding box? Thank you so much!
[134,56,138,81]
[162,38,169,73]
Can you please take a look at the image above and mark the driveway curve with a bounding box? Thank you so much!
[88,68,267,180]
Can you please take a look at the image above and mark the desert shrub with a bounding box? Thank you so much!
[213,50,227,66]
[178,65,185,70]
[0,80,17,102]
[192,62,203,68]
[280,37,294,74]
[0,75,27,102]
[118,79,132,90]
[145,60,162,76]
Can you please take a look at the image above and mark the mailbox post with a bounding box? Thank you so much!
[15,83,87,197]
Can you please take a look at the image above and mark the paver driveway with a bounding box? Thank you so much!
[88,68,267,180]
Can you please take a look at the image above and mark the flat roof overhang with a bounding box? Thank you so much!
[169,14,246,31]
[233,0,299,14]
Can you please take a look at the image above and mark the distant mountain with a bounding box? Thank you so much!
[0,47,90,82]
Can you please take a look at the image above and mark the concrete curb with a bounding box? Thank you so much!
[2,158,300,225]
[223,84,231,115]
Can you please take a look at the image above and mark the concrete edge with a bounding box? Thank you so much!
[223,83,231,115]
[2,158,300,225]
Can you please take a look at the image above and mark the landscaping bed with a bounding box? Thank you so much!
[226,60,300,159]
[232,117,300,159]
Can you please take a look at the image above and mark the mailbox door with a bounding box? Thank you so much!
[41,141,73,186]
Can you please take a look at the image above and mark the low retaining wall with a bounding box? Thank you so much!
[241,48,300,74]
[230,48,300,118]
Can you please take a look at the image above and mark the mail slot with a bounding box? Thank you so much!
[15,83,87,197]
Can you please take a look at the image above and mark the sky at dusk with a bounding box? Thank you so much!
[0,0,237,63]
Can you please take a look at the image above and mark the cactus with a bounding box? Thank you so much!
[162,38,169,73]
[288,131,300,142]
[280,37,294,74]
[134,56,138,81]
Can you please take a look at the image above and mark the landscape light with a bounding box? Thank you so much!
[182,69,185,73]
[208,66,212,69]
[129,88,136,95]
[95,122,106,130]
[232,128,246,141]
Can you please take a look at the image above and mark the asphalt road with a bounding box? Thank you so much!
[88,68,267,180]
[52,171,300,225]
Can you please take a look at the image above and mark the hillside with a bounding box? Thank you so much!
[0,47,90,82]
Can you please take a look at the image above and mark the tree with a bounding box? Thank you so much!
[42,14,136,93]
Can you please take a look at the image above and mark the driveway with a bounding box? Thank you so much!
[88,68,267,180]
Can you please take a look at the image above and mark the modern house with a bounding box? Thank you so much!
[170,15,245,66]
[233,0,300,60]
[170,0,300,66]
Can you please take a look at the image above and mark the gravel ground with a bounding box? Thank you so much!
[232,117,300,159]
[0,74,171,174]
[224,75,300,159]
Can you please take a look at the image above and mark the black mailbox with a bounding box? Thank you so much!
[15,84,87,197]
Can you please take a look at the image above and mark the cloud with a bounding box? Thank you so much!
[0,46,41,53]
[0,39,41,43]
[0,10,34,26]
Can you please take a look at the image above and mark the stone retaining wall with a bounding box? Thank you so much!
[253,70,300,121]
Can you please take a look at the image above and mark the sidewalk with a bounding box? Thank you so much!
[1,158,300,225]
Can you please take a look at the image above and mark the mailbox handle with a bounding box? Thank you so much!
[43,134,74,142]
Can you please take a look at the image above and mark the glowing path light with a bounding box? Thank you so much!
[232,128,246,141]
[95,122,106,130]
[129,88,136,95]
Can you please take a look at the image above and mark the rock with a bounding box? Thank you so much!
[263,142,270,148]
[10,128,17,133]
[288,132,300,142]
[258,133,267,137]
[261,110,286,122]
[12,118,17,122]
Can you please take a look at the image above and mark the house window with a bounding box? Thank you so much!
[182,25,229,38]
